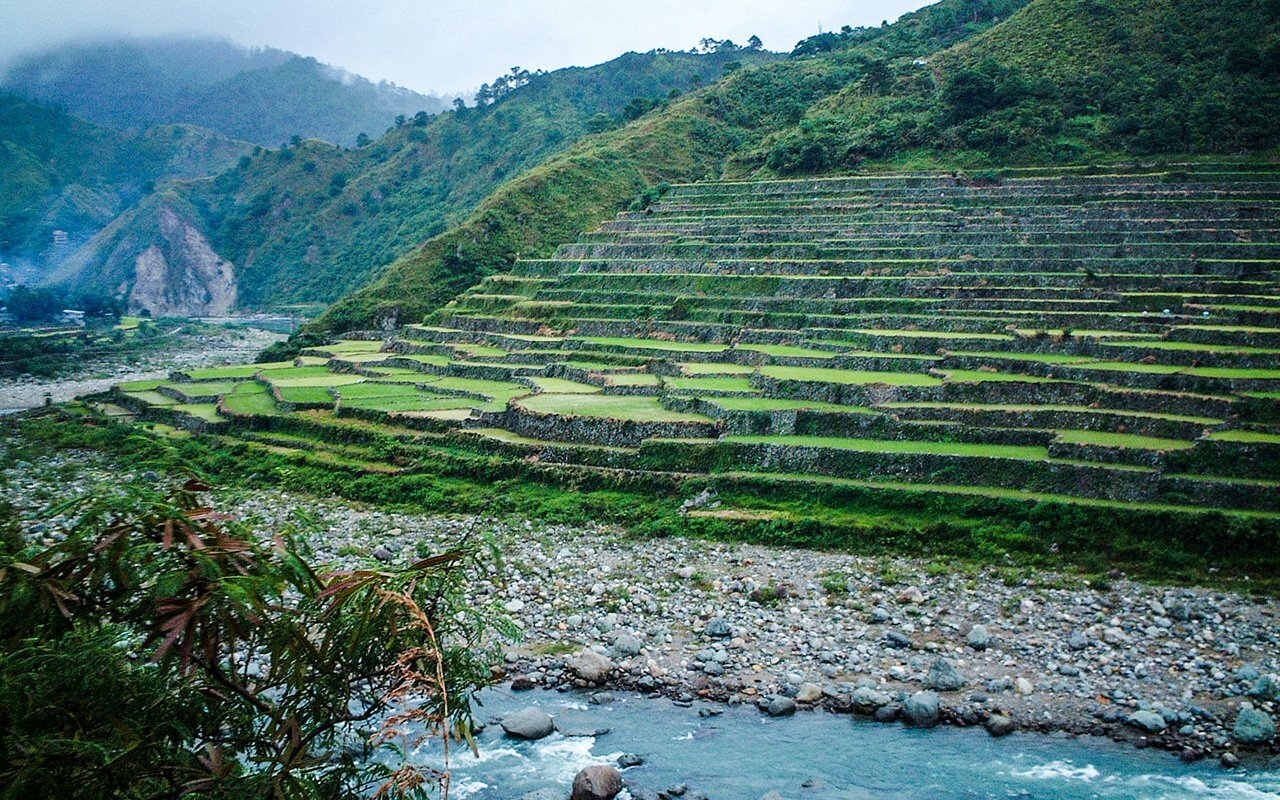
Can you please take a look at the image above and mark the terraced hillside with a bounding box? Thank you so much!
[110,165,1280,519]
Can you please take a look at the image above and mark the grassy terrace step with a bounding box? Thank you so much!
[723,435,1048,460]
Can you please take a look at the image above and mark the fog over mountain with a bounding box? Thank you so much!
[1,0,926,93]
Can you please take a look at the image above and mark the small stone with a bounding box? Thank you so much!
[372,546,394,563]
[898,586,925,604]
[705,618,732,638]
[1221,752,1240,768]
[1015,677,1034,696]
[1067,631,1089,651]
[795,682,823,704]
[966,624,991,651]
[885,630,913,649]
[511,675,535,691]
[985,714,1016,737]
[611,633,644,658]
[618,753,644,768]
[571,765,623,800]
[504,599,526,613]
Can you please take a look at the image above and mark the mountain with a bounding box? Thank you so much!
[2,36,451,147]
[56,47,779,314]
[314,0,1280,334]
[0,93,250,279]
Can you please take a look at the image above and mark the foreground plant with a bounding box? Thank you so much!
[0,479,506,800]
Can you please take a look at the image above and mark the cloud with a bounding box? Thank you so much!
[1,0,929,92]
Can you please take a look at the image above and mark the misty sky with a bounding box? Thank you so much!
[5,0,930,93]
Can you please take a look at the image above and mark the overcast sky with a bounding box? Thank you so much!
[4,0,930,94]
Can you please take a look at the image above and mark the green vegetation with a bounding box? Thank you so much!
[517,394,712,422]
[0,477,499,798]
[760,366,943,386]
[1055,430,1194,450]
[726,435,1049,460]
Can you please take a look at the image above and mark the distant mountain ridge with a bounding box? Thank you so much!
[54,46,779,315]
[2,36,452,147]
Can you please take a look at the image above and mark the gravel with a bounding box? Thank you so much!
[2,443,1277,763]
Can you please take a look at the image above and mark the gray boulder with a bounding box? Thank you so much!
[966,624,991,651]
[905,691,941,728]
[569,650,615,683]
[795,682,823,704]
[610,633,644,658]
[571,765,624,800]
[501,707,555,740]
[766,696,798,717]
[1127,710,1166,734]
[850,686,892,712]
[1233,706,1277,744]
[705,617,732,638]
[923,658,966,692]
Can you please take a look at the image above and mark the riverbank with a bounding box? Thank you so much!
[1,444,1276,770]
[0,326,283,412]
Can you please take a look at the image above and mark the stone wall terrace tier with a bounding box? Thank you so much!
[484,403,720,448]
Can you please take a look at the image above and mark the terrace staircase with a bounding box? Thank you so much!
[120,164,1280,517]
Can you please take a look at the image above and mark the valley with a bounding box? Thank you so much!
[2,0,1279,796]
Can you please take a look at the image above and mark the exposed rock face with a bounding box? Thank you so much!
[129,207,236,316]
[52,200,236,317]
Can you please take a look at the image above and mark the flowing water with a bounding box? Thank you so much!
[402,689,1280,800]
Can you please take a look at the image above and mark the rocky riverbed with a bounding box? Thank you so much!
[0,325,283,413]
[1,444,1276,771]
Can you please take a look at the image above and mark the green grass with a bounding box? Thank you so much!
[182,361,295,380]
[677,362,756,375]
[332,382,423,399]
[881,402,1221,425]
[122,390,178,406]
[268,375,365,388]
[1207,430,1280,444]
[160,381,243,398]
[948,350,1099,364]
[737,343,838,359]
[1101,340,1280,355]
[173,403,224,423]
[220,383,281,416]
[937,369,1062,384]
[525,377,601,394]
[603,373,662,386]
[760,366,943,386]
[342,395,476,412]
[725,435,1048,460]
[852,329,1013,341]
[709,397,876,413]
[665,377,759,392]
[517,394,712,422]
[117,379,165,392]
[275,386,337,405]
[577,336,728,353]
[1054,430,1195,450]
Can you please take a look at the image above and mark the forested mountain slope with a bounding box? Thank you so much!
[57,47,777,312]
[0,94,249,276]
[314,0,1279,334]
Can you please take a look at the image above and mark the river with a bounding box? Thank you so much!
[401,689,1280,799]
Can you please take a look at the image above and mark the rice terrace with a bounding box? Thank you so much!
[3,0,1280,797]
[114,167,1280,525]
